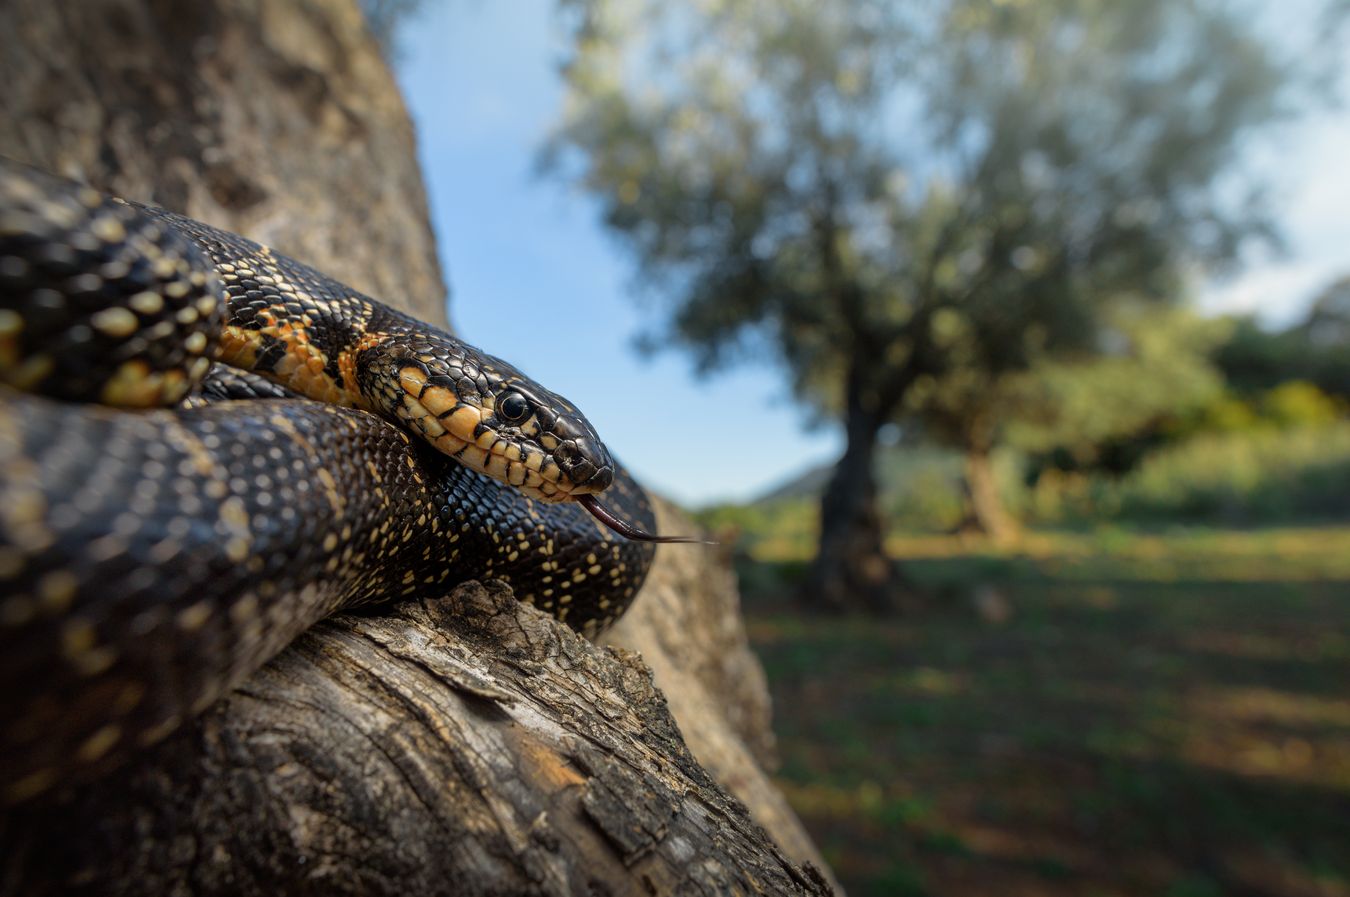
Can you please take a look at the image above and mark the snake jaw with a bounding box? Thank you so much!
[549,436,613,493]
[382,351,623,504]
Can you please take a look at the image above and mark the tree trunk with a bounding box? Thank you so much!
[1,579,831,897]
[804,369,906,613]
[0,1,841,892]
[955,424,1015,543]
[0,0,448,329]
[958,445,1020,545]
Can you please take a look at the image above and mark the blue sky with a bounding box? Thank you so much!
[394,1,1350,508]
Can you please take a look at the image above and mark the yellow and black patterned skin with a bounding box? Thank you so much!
[0,167,223,407]
[0,159,658,803]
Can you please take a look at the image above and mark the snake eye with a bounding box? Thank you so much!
[498,391,530,422]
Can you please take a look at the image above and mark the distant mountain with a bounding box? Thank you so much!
[748,443,973,509]
[751,462,835,504]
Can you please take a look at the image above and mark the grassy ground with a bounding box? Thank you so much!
[741,526,1350,897]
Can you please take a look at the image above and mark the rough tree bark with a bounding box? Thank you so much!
[604,502,828,869]
[2,578,830,896]
[0,0,840,892]
[0,0,447,328]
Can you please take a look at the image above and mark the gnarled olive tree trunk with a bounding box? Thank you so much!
[2,576,831,896]
[0,0,447,327]
[0,0,839,892]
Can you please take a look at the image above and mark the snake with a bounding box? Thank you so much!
[0,158,694,804]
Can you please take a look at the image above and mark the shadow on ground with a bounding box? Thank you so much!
[741,527,1350,897]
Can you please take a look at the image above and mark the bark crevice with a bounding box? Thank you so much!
[0,580,834,896]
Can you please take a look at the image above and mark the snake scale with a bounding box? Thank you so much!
[0,158,685,804]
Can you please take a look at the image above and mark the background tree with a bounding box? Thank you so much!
[1215,276,1350,402]
[911,307,1231,542]
[547,0,1314,611]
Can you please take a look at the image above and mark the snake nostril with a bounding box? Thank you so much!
[588,466,614,492]
[552,437,613,491]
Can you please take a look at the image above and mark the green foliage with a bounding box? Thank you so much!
[1257,380,1343,426]
[694,498,818,560]
[1078,421,1350,524]
[1173,379,1344,438]
[1192,391,1263,432]
[695,446,1032,554]
[1216,316,1309,394]
[715,406,1350,556]
[1165,876,1224,897]
[908,306,1232,534]
[1001,308,1230,458]
[547,0,1302,420]
[877,445,1026,531]
[998,382,1350,526]
[1215,279,1350,401]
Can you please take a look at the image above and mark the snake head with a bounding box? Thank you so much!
[473,373,617,501]
[363,339,615,502]
[363,333,703,541]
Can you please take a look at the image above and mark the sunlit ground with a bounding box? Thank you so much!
[741,526,1350,897]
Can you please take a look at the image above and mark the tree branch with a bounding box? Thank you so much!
[1,579,833,896]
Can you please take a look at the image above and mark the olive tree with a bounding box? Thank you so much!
[547,0,1314,610]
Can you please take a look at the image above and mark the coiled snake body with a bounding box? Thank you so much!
[0,159,669,803]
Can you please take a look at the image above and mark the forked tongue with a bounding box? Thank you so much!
[575,494,713,544]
